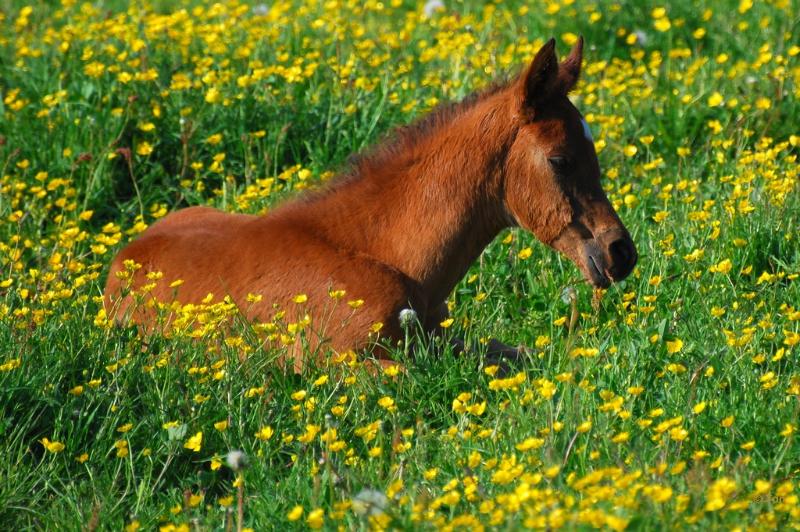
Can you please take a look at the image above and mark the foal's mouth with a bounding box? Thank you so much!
[553,227,637,289]
[586,254,611,288]
[581,232,637,288]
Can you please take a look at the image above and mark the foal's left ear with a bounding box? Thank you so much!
[519,38,559,114]
[518,37,584,116]
[558,36,584,93]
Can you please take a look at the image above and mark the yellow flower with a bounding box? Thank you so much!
[611,432,630,443]
[653,211,669,223]
[184,432,203,452]
[709,259,732,274]
[643,484,673,503]
[692,401,707,414]
[544,465,560,478]
[517,247,532,260]
[114,439,129,458]
[721,416,735,428]
[669,427,688,441]
[306,508,324,529]
[515,437,544,451]
[653,16,671,32]
[347,299,364,309]
[467,401,487,416]
[287,505,303,521]
[205,87,221,104]
[291,390,307,401]
[439,318,454,328]
[707,92,724,107]
[705,477,737,511]
[383,364,400,377]
[298,424,321,444]
[40,437,65,453]
[378,396,396,412]
[293,293,308,304]
[754,480,771,494]
[214,420,228,431]
[245,386,265,398]
[136,142,153,156]
[255,426,274,441]
[665,338,683,354]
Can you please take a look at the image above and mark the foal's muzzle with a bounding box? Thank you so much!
[582,228,637,288]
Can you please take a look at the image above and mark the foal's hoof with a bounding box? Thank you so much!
[484,342,530,378]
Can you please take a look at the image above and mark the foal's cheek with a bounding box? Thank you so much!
[505,150,540,225]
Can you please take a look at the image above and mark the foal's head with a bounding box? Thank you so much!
[503,38,637,288]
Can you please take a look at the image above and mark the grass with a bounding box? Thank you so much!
[1,0,799,529]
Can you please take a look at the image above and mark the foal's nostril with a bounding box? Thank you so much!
[609,239,629,264]
[608,238,636,278]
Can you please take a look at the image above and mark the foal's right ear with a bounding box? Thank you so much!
[518,38,559,115]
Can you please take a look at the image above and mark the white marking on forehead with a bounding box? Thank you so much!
[581,117,594,143]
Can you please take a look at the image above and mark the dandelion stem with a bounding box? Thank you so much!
[236,475,244,532]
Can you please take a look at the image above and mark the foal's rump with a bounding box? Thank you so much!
[103,206,421,353]
[103,207,258,322]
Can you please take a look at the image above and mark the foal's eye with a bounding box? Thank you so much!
[547,156,570,173]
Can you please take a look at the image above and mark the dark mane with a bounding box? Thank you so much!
[304,76,514,199]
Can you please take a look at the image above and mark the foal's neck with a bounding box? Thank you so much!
[314,92,515,306]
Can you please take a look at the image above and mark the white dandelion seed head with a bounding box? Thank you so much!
[561,286,577,304]
[423,0,445,18]
[226,449,248,471]
[352,488,389,516]
[398,308,417,327]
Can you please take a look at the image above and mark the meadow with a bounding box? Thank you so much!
[1,0,799,529]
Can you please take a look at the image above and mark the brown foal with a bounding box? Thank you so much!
[104,38,637,368]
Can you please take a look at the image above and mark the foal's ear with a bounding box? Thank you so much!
[558,36,584,93]
[519,38,559,113]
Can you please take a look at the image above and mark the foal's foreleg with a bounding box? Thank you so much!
[425,302,528,375]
